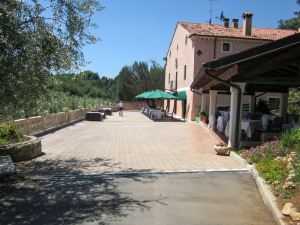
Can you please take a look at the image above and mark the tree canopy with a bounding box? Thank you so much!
[0,0,102,118]
[117,61,165,101]
[278,0,300,29]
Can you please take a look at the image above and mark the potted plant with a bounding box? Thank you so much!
[0,124,42,162]
[200,111,208,124]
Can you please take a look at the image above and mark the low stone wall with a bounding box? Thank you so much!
[123,101,148,111]
[0,136,42,162]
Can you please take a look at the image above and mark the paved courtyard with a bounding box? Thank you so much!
[6,112,276,225]
[18,111,245,176]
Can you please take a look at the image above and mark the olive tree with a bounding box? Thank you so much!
[0,0,102,119]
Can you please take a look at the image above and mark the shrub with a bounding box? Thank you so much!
[241,140,285,163]
[293,154,300,183]
[0,124,26,145]
[282,128,300,150]
[256,158,288,183]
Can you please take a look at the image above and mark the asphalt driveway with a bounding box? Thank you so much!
[0,172,275,225]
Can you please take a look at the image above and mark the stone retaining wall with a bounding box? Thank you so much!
[0,136,42,162]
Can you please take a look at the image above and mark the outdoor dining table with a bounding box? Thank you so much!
[217,115,229,133]
[241,119,262,139]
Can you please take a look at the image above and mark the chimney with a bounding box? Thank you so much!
[232,19,239,28]
[242,12,253,36]
[223,18,229,28]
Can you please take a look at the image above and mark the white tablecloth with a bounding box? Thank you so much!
[217,116,229,133]
[241,120,262,139]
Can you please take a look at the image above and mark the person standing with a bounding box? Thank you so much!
[118,101,124,117]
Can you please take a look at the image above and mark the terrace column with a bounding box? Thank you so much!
[280,93,288,123]
[249,95,255,114]
[200,93,209,114]
[228,82,246,148]
[208,90,218,129]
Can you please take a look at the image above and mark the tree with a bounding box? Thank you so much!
[278,0,300,29]
[0,0,102,119]
[117,61,165,101]
[278,1,300,115]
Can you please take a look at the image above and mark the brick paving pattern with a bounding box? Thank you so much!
[17,112,245,175]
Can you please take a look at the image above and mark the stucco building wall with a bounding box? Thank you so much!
[164,22,276,121]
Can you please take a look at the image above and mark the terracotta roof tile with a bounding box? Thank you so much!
[180,22,297,40]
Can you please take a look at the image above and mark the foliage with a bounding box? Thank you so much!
[279,1,300,116]
[240,129,300,194]
[278,0,300,30]
[1,69,117,119]
[0,124,26,145]
[117,61,165,101]
[0,0,102,118]
[288,88,300,115]
[241,140,286,164]
[282,128,300,149]
[55,71,118,100]
[256,158,288,183]
[200,111,207,116]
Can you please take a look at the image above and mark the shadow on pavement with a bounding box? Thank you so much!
[0,158,162,225]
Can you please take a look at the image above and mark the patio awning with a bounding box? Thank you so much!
[135,90,178,99]
[177,91,187,101]
[135,91,153,99]
[190,32,300,93]
[147,90,178,99]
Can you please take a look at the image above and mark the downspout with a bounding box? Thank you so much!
[213,37,217,59]
[204,69,242,149]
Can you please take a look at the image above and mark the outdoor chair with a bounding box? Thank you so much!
[86,112,103,121]
[270,117,284,132]
[97,109,106,119]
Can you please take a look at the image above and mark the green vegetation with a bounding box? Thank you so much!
[117,61,165,101]
[279,1,300,116]
[256,158,288,183]
[240,128,300,196]
[0,124,27,145]
[0,0,102,119]
[278,0,300,30]
[1,70,118,120]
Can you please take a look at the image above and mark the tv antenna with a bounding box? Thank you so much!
[209,0,217,24]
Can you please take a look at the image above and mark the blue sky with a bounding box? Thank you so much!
[81,0,299,78]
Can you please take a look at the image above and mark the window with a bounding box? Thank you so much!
[168,73,170,84]
[175,58,178,69]
[185,36,188,45]
[169,50,172,58]
[177,44,179,51]
[196,49,202,56]
[222,42,231,52]
[184,65,187,80]
[170,81,174,90]
[268,97,281,114]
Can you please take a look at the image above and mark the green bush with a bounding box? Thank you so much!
[256,158,288,183]
[0,124,26,145]
[293,154,300,183]
[282,128,300,149]
[241,140,285,164]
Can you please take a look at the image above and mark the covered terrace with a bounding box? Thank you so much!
[191,33,300,149]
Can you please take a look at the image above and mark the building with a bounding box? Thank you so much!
[191,32,300,148]
[165,12,297,121]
